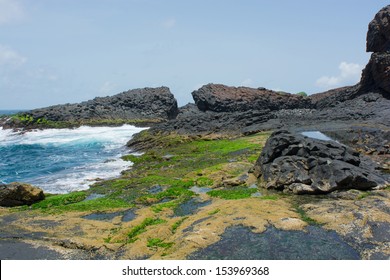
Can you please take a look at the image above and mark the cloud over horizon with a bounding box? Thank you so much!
[316,62,363,89]
[0,44,27,67]
[0,0,24,25]
[162,18,176,29]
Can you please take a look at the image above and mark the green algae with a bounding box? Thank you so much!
[208,188,258,200]
[126,218,167,243]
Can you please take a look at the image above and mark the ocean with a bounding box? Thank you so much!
[0,125,146,193]
[0,110,27,115]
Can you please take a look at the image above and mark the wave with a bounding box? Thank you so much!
[0,125,147,193]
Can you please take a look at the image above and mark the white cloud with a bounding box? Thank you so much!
[99,81,117,95]
[240,78,253,87]
[0,0,24,25]
[0,44,27,67]
[316,62,363,89]
[162,18,176,29]
[28,67,59,81]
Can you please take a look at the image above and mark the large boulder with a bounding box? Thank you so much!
[192,84,311,112]
[254,130,388,194]
[0,182,45,207]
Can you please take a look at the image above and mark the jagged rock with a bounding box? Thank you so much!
[361,6,390,94]
[361,52,390,94]
[0,182,45,207]
[192,84,311,112]
[367,5,390,52]
[254,130,388,194]
[8,87,178,127]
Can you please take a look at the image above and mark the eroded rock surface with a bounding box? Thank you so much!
[254,130,388,194]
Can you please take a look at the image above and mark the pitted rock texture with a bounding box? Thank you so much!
[254,130,388,194]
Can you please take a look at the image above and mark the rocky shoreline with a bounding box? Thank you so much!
[0,5,389,260]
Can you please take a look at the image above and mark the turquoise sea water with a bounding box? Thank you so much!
[0,125,145,193]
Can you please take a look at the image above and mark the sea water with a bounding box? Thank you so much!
[0,125,146,193]
[301,131,334,141]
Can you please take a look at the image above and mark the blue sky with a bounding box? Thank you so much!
[0,0,388,109]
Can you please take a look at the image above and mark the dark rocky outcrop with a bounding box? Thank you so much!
[0,182,44,207]
[254,130,388,194]
[366,5,390,52]
[360,5,390,95]
[31,87,178,122]
[192,84,311,112]
[148,104,275,136]
[360,52,390,94]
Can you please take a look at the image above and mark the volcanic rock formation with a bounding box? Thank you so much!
[192,84,311,112]
[254,130,388,194]
[12,87,178,126]
[361,5,390,94]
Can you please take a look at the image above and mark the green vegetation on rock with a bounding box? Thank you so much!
[147,238,174,249]
[171,217,188,233]
[208,187,257,200]
[127,218,167,243]
[91,130,270,206]
[25,192,131,213]
[296,91,308,97]
[295,206,320,225]
[10,113,159,129]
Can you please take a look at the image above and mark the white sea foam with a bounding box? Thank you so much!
[0,125,145,147]
[0,125,147,193]
[29,157,134,194]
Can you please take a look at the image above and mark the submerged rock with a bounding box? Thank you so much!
[0,182,44,207]
[254,130,388,194]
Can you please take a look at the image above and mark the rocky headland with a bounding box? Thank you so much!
[0,6,389,260]
[0,86,178,129]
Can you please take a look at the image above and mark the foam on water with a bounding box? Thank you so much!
[0,125,146,193]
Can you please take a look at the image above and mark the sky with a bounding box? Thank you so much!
[0,0,388,109]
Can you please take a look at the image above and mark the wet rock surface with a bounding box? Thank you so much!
[187,225,360,260]
[254,130,388,194]
[0,239,65,260]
